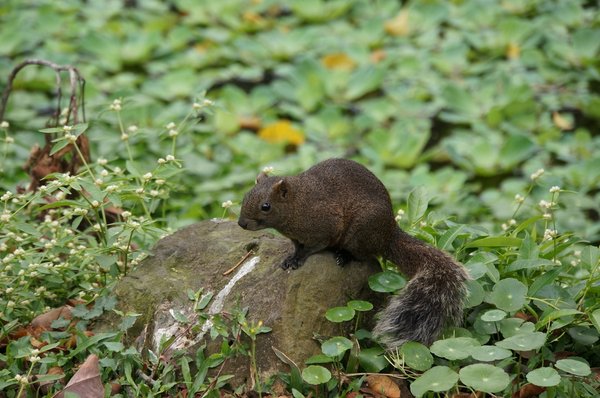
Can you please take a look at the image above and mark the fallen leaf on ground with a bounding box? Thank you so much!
[55,354,104,398]
[366,374,401,398]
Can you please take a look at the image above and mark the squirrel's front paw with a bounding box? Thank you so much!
[281,255,302,270]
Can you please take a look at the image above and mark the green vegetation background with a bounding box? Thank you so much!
[1,0,599,397]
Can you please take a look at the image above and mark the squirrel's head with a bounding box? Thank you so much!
[238,171,289,231]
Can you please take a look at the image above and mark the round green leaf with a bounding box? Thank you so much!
[480,309,507,322]
[555,358,591,376]
[324,306,355,323]
[568,326,599,345]
[489,278,528,312]
[499,317,535,338]
[459,364,510,393]
[410,366,459,397]
[368,271,406,293]
[465,279,485,308]
[526,367,561,387]
[347,300,373,311]
[430,337,480,360]
[400,341,433,372]
[321,336,352,357]
[301,365,331,385]
[495,332,546,351]
[469,345,512,362]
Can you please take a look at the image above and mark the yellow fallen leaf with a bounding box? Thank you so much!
[506,41,520,60]
[258,120,305,145]
[552,112,573,130]
[321,53,357,71]
[384,9,410,37]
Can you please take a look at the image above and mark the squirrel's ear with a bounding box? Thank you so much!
[273,178,288,199]
[255,172,269,184]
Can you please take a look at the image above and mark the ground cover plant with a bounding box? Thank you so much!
[1,0,599,396]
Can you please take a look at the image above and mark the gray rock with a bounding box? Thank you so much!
[99,219,382,386]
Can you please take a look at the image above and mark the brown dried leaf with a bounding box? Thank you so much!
[370,49,387,63]
[366,375,401,398]
[239,115,262,131]
[512,383,545,398]
[37,366,65,395]
[55,354,104,398]
[30,305,73,331]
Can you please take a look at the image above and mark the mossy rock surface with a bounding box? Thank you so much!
[97,219,381,386]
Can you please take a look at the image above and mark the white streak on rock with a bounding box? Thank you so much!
[195,256,261,342]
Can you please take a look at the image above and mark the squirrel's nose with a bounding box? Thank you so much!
[238,219,248,229]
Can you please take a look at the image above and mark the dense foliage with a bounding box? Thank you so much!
[1,0,599,397]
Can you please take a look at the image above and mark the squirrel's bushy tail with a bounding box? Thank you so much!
[373,229,469,348]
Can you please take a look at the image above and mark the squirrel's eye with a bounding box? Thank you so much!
[261,202,271,212]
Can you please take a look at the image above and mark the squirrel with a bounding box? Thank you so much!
[238,158,469,348]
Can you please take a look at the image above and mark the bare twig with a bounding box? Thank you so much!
[0,59,90,190]
[223,249,256,276]
[0,58,86,124]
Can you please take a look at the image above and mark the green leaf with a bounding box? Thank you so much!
[568,326,598,345]
[400,341,433,372]
[358,347,387,373]
[488,278,528,312]
[499,318,536,338]
[580,245,599,268]
[321,336,352,357]
[103,341,124,352]
[495,332,546,351]
[301,365,331,385]
[469,345,512,362]
[590,309,600,334]
[529,266,563,296]
[50,139,70,156]
[464,236,522,248]
[407,186,429,223]
[347,300,373,312]
[345,66,384,101]
[368,271,406,293]
[538,308,582,325]
[324,306,355,322]
[272,347,303,391]
[430,337,480,360]
[196,292,214,311]
[506,259,554,272]
[437,225,465,251]
[526,367,561,387]
[410,366,459,398]
[465,280,485,308]
[480,309,507,322]
[305,354,334,364]
[171,309,189,324]
[459,364,509,393]
[555,358,591,376]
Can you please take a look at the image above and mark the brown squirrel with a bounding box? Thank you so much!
[238,158,469,348]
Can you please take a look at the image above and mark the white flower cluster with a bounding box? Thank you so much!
[530,168,545,180]
[543,229,557,241]
[110,99,122,111]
